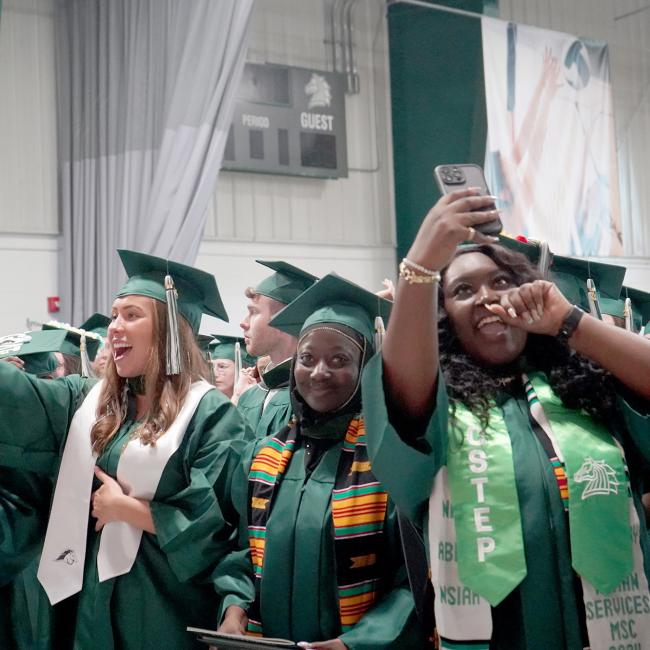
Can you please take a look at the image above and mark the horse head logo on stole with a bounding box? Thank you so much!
[574,457,620,500]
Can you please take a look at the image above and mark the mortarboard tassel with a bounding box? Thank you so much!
[374,316,386,353]
[537,241,551,279]
[586,279,603,320]
[234,341,242,388]
[79,333,95,378]
[624,297,634,332]
[165,275,182,375]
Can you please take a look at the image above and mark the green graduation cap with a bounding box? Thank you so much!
[253,261,318,305]
[197,334,214,355]
[269,272,393,346]
[117,249,228,333]
[0,329,67,377]
[497,235,553,277]
[209,334,256,366]
[42,320,102,363]
[598,295,625,320]
[80,313,111,342]
[623,286,650,333]
[548,255,626,314]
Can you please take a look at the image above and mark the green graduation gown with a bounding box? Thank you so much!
[0,469,53,649]
[236,360,293,439]
[0,362,251,649]
[226,424,422,649]
[361,353,650,650]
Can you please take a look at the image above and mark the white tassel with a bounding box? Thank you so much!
[586,279,602,320]
[165,275,181,375]
[374,316,386,353]
[624,297,634,332]
[234,341,242,387]
[79,334,95,378]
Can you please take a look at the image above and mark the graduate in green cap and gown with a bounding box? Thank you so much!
[237,261,317,438]
[0,330,70,649]
[208,334,256,401]
[42,316,104,377]
[362,189,650,650]
[0,250,251,649]
[216,273,422,649]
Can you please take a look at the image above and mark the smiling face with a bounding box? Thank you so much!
[108,295,156,378]
[442,251,528,367]
[294,328,362,414]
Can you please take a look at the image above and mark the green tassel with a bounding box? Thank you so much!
[165,275,182,375]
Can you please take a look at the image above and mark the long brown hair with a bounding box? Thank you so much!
[90,299,210,455]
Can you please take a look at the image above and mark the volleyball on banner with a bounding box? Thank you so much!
[482,17,623,256]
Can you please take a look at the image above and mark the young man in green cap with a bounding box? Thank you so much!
[0,249,251,649]
[237,260,317,438]
[216,272,422,648]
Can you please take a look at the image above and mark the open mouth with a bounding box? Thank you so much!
[112,343,132,361]
[476,315,507,335]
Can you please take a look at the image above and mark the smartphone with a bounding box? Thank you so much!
[433,163,502,236]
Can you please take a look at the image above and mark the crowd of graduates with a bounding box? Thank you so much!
[1,190,650,649]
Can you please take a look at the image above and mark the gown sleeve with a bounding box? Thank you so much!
[0,363,90,474]
[0,469,52,585]
[149,389,253,584]
[214,438,259,619]
[361,352,449,521]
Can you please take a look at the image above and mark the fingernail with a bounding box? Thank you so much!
[488,236,500,242]
[508,307,517,319]
[532,309,541,321]
[523,312,534,324]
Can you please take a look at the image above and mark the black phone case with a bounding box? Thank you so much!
[433,163,502,236]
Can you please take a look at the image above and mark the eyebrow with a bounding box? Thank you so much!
[112,302,146,312]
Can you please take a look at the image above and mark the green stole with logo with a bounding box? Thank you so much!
[430,373,648,649]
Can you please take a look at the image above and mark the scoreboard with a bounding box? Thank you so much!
[221,63,348,179]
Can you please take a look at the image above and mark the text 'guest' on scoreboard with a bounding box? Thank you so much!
[221,63,348,179]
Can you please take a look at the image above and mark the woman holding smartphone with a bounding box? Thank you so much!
[0,250,250,649]
[363,188,650,649]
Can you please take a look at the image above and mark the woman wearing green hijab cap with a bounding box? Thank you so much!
[0,250,251,649]
[362,190,650,650]
[214,273,423,649]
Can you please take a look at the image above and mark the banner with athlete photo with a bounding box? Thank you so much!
[482,17,623,256]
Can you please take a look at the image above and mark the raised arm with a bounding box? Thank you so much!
[381,190,499,424]
[0,363,89,474]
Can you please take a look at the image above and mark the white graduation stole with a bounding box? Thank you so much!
[38,380,213,604]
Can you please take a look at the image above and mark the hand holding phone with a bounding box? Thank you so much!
[433,164,502,237]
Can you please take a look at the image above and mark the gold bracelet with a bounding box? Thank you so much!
[399,259,441,284]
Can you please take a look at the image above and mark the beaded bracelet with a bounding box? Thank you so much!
[399,258,441,284]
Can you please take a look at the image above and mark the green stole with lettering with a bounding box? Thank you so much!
[428,373,650,650]
[246,416,388,637]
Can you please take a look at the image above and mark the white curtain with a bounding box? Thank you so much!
[55,0,253,323]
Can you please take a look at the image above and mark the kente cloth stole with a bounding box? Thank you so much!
[429,375,649,650]
[246,416,388,637]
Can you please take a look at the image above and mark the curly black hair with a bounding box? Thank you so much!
[438,244,619,430]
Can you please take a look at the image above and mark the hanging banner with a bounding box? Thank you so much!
[482,18,623,256]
